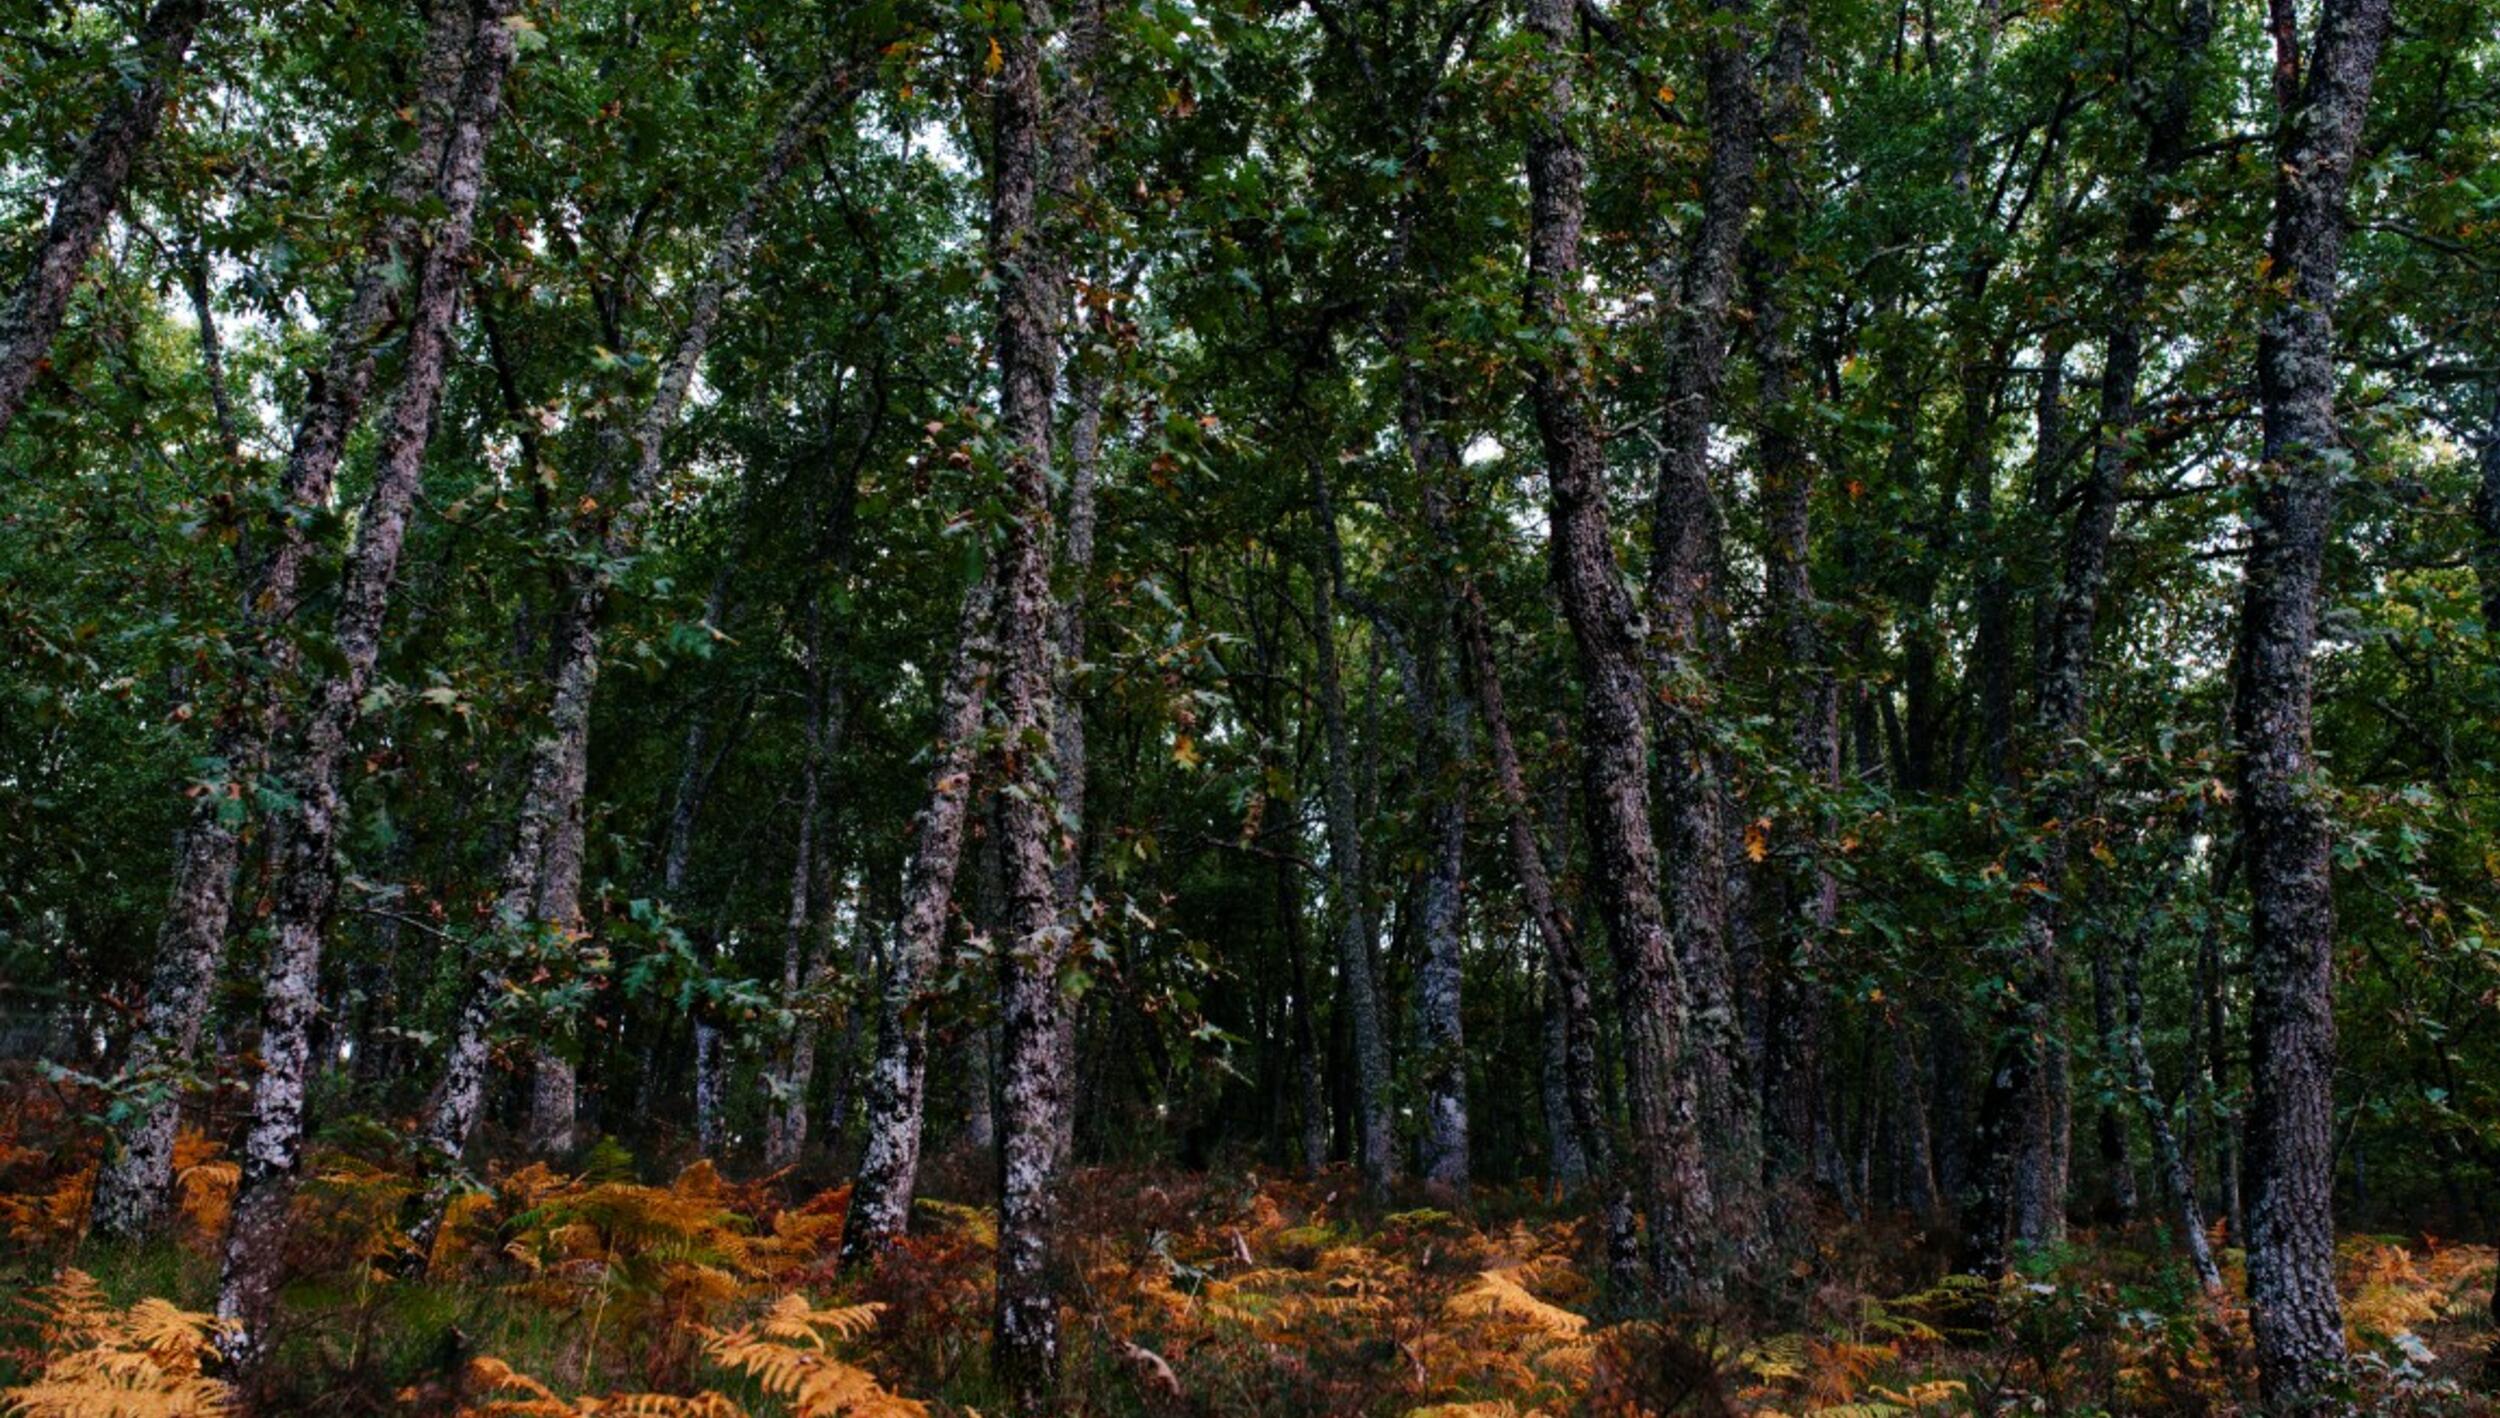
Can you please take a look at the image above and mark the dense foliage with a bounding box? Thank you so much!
[3,0,2498,1409]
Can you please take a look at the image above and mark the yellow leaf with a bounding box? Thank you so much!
[985,37,1003,75]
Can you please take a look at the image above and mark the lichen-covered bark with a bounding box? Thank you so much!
[981,5,1081,1404]
[91,0,477,1243]
[1415,642,1470,1194]
[216,2,517,1364]
[1521,0,1711,1300]
[1643,0,1760,1214]
[839,571,997,1265]
[0,0,207,440]
[2235,0,2390,1402]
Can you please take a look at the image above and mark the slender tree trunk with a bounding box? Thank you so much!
[1968,0,2212,1276]
[2124,896,2223,1292]
[2235,0,2390,1401]
[1308,460,1396,1197]
[1749,2,1832,1208]
[838,572,997,1264]
[1522,0,1712,1299]
[1409,631,1471,1194]
[422,62,858,1171]
[0,0,208,439]
[765,598,835,1170]
[90,0,478,1242]
[215,4,517,1363]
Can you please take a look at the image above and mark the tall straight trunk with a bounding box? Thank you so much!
[1309,461,1396,1196]
[1041,0,1108,1176]
[1749,3,1832,1199]
[1967,0,2212,1277]
[422,62,858,1169]
[1643,0,1760,1211]
[1540,984,1589,1186]
[1043,368,1102,1171]
[2235,0,2390,1402]
[766,457,861,1167]
[765,597,836,1170]
[985,6,1077,1405]
[1521,0,1712,1299]
[215,3,517,1363]
[840,571,998,1264]
[1398,627,1470,1194]
[90,0,478,1242]
[0,0,208,439]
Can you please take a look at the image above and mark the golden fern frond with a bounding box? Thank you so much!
[1444,1269,1588,1341]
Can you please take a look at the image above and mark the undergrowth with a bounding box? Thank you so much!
[1,1083,2493,1415]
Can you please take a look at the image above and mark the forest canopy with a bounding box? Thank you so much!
[3,0,2499,1411]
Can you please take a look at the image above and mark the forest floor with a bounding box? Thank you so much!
[2,1079,2494,1415]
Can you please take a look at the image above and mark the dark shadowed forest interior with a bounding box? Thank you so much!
[4,0,2500,1411]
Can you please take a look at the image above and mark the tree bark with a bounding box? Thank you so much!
[2235,0,2390,1402]
[1521,0,1712,1300]
[215,1,517,1364]
[90,0,478,1243]
[1749,2,1832,1207]
[0,0,209,440]
[1308,459,1397,1197]
[1643,0,1761,1219]
[985,4,1079,1404]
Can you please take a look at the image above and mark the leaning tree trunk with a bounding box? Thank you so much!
[837,572,998,1266]
[0,0,208,440]
[420,61,860,1173]
[1643,0,1761,1226]
[1968,0,2213,1279]
[2122,889,2224,1293]
[215,3,517,1364]
[2235,0,2390,1403]
[90,0,479,1243]
[1308,459,1397,1198]
[1521,0,1713,1300]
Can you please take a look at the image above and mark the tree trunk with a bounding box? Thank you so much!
[1521,0,1712,1299]
[985,5,1082,1404]
[422,61,858,1172]
[2235,0,2390,1401]
[216,2,517,1363]
[1968,0,2213,1276]
[91,0,478,1243]
[0,0,208,439]
[839,572,997,1264]
[1644,0,1761,1225]
[1308,460,1396,1197]
[1749,2,1832,1208]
